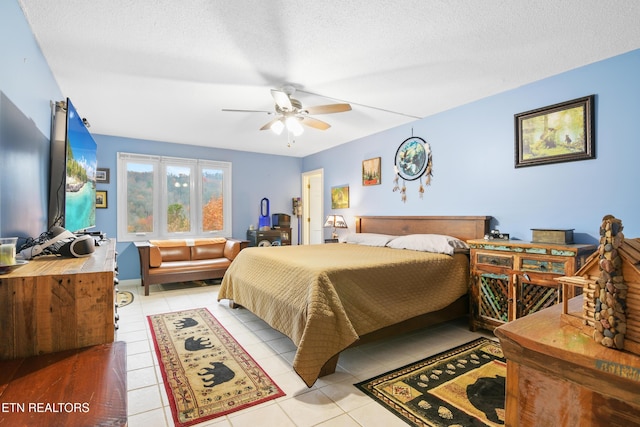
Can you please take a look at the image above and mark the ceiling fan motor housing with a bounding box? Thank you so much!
[276,98,303,114]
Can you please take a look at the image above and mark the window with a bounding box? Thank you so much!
[117,153,232,241]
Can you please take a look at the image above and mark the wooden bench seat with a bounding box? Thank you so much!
[135,238,248,295]
[0,342,127,426]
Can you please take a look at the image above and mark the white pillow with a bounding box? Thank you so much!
[386,234,469,255]
[341,233,396,247]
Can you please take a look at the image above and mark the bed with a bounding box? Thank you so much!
[217,215,491,386]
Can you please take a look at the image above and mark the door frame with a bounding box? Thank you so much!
[301,168,323,245]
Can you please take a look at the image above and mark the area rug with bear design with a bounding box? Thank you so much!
[355,337,506,426]
[147,308,285,427]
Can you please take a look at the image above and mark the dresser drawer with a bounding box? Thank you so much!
[520,257,568,275]
[475,253,513,268]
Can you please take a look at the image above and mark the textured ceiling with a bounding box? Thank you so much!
[18,1,640,157]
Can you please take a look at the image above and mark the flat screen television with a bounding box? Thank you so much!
[48,98,97,232]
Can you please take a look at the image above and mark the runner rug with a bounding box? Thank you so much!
[355,337,506,426]
[147,308,285,427]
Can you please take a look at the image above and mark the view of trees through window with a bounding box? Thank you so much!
[126,162,154,233]
[202,168,224,232]
[119,153,230,241]
[166,166,191,232]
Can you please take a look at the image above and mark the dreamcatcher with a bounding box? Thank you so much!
[392,135,433,202]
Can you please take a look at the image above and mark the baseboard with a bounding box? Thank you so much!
[118,278,141,287]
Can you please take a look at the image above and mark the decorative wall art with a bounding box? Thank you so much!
[331,185,349,209]
[515,95,595,168]
[96,167,110,183]
[392,136,433,202]
[96,190,108,208]
[362,157,381,186]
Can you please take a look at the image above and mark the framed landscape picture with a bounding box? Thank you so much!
[362,157,381,186]
[515,95,595,168]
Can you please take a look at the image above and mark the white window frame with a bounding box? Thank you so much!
[117,152,232,242]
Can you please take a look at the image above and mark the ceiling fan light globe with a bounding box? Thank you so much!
[270,119,285,135]
[286,117,304,136]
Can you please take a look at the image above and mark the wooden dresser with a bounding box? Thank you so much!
[495,297,640,426]
[467,239,595,331]
[0,239,118,359]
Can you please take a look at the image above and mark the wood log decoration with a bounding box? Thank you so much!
[593,215,628,350]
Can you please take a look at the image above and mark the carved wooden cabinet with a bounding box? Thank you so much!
[467,239,594,331]
[0,239,117,359]
[495,298,640,426]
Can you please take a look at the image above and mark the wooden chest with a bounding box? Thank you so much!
[531,228,574,244]
[496,298,640,427]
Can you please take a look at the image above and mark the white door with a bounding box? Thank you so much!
[302,169,323,245]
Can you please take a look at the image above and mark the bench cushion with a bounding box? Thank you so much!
[149,238,228,263]
[191,243,225,260]
[149,246,162,267]
[158,245,191,262]
[148,258,231,275]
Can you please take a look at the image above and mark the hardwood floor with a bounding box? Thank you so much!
[0,342,127,426]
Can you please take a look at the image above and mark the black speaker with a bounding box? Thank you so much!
[57,235,96,258]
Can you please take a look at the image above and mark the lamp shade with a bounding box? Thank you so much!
[323,215,348,229]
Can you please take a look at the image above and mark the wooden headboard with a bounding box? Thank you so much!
[355,216,491,242]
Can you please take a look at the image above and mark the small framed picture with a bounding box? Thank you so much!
[362,157,381,186]
[96,168,110,183]
[96,190,108,208]
[331,185,349,209]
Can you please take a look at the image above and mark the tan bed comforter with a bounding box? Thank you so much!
[217,243,469,386]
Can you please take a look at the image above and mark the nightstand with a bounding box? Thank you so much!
[467,239,595,331]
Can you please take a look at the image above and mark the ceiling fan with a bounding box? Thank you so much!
[222,86,351,136]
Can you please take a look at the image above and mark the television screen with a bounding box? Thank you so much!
[48,98,98,233]
[64,98,97,232]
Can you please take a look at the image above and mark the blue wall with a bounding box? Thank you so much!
[0,1,62,136]
[305,49,640,244]
[0,0,63,243]
[3,0,640,283]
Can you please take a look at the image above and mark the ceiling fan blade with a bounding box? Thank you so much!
[300,116,331,130]
[304,103,352,115]
[271,89,293,110]
[222,108,272,114]
[259,118,282,131]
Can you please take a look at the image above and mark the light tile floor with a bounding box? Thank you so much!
[118,281,490,427]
